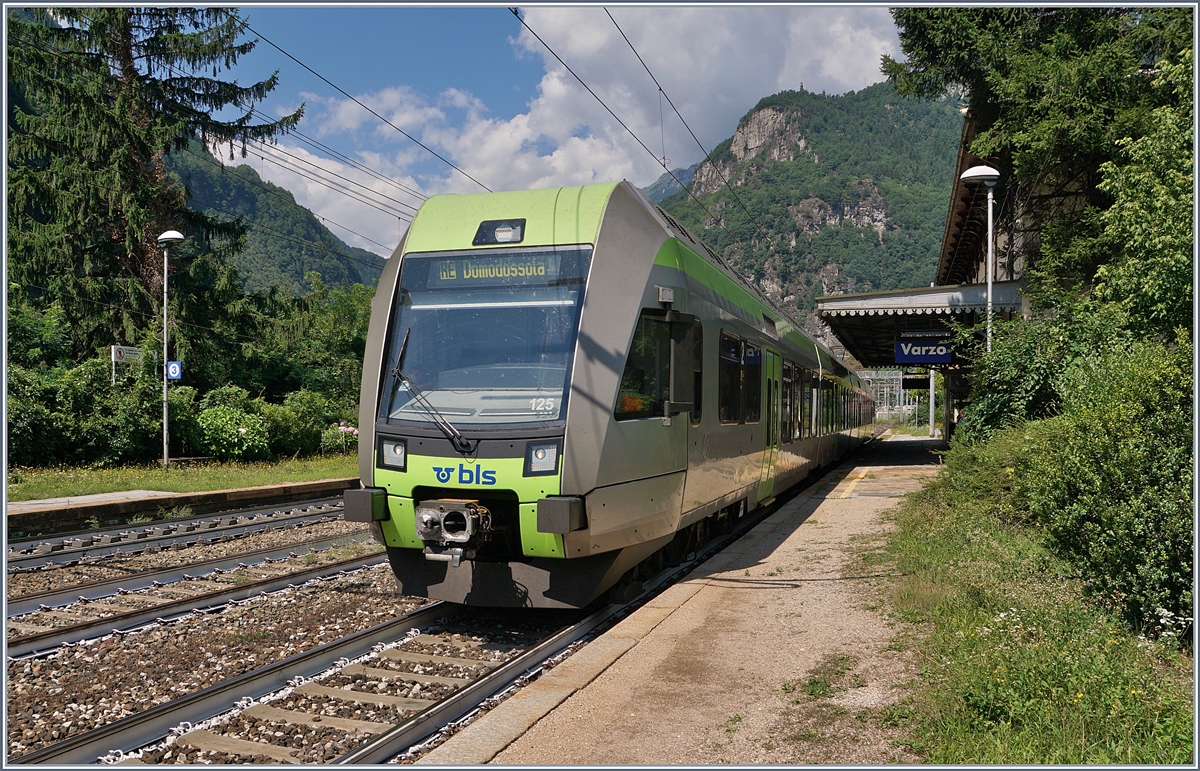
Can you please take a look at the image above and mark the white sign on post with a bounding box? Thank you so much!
[111,345,143,362]
[110,345,145,384]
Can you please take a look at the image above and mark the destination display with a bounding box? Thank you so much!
[430,253,561,288]
[895,340,952,364]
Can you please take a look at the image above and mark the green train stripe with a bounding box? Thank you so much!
[656,239,850,376]
[403,183,618,254]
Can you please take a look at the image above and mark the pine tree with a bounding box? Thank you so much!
[7,8,303,359]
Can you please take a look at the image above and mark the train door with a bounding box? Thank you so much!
[757,349,781,501]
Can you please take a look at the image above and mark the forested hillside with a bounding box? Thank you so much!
[655,82,963,316]
[169,146,386,293]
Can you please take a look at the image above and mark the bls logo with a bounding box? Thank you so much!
[431,464,497,486]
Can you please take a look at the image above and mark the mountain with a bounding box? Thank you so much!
[653,82,963,331]
[642,162,699,203]
[168,146,387,293]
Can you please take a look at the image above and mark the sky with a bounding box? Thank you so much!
[222,5,904,256]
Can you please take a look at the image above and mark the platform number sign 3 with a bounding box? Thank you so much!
[167,361,183,380]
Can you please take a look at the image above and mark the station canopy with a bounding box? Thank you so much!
[816,279,1024,368]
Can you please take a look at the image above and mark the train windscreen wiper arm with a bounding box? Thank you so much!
[391,328,476,454]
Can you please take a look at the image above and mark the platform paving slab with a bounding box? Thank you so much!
[418,434,940,765]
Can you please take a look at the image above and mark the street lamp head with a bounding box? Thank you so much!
[960,165,1000,187]
[157,230,185,246]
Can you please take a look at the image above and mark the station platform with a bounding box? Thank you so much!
[5,478,358,537]
[419,432,944,765]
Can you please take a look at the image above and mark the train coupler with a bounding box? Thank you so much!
[422,544,472,568]
[414,499,492,564]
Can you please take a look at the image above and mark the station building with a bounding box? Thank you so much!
[816,111,1035,437]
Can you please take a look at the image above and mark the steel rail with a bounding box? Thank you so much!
[7,532,374,617]
[7,504,345,571]
[7,552,387,659]
[333,607,614,764]
[9,603,452,765]
[6,496,347,552]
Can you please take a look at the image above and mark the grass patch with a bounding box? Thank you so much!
[883,422,942,437]
[884,448,1193,763]
[7,454,358,501]
[801,654,858,699]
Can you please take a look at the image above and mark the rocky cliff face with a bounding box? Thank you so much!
[654,82,963,331]
[692,107,817,196]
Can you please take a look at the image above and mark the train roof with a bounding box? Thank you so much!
[402,181,862,389]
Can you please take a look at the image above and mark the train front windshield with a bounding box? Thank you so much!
[379,246,592,429]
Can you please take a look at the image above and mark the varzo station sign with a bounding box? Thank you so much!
[894,340,952,365]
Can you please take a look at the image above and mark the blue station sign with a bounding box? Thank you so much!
[895,340,952,364]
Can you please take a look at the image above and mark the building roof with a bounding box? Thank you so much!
[816,280,1024,367]
[937,111,998,285]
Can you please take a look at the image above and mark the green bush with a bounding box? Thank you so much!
[6,358,164,467]
[257,401,320,458]
[890,438,1194,763]
[196,405,269,461]
[167,386,202,457]
[199,384,254,413]
[1020,334,1193,634]
[320,422,359,454]
[283,388,336,438]
[6,363,63,466]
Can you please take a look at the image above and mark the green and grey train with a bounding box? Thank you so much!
[346,181,874,608]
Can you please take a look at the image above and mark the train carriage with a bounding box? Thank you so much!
[347,181,874,608]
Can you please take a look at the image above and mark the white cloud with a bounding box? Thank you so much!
[252,7,900,256]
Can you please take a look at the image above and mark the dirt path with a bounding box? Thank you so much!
[479,436,940,764]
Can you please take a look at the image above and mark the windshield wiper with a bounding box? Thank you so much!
[391,328,477,454]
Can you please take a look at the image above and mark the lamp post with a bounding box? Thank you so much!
[959,165,1000,352]
[157,230,184,470]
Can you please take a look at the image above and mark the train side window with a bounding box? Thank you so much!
[691,321,703,424]
[718,333,742,423]
[791,369,800,441]
[822,378,831,435]
[781,362,793,443]
[615,312,670,420]
[744,343,761,423]
[800,368,811,439]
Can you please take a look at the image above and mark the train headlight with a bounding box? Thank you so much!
[524,441,560,476]
[377,437,407,472]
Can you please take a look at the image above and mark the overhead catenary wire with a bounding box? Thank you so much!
[182,146,396,252]
[508,8,694,202]
[245,105,427,203]
[189,195,390,275]
[239,142,415,220]
[244,22,492,192]
[604,8,848,316]
[513,9,792,321]
[243,139,420,215]
[147,55,426,219]
[604,9,772,249]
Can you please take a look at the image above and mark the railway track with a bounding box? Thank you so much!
[7,532,373,618]
[7,498,346,572]
[12,469,801,765]
[7,541,384,659]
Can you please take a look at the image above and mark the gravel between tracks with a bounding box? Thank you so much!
[6,520,370,597]
[5,563,428,759]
